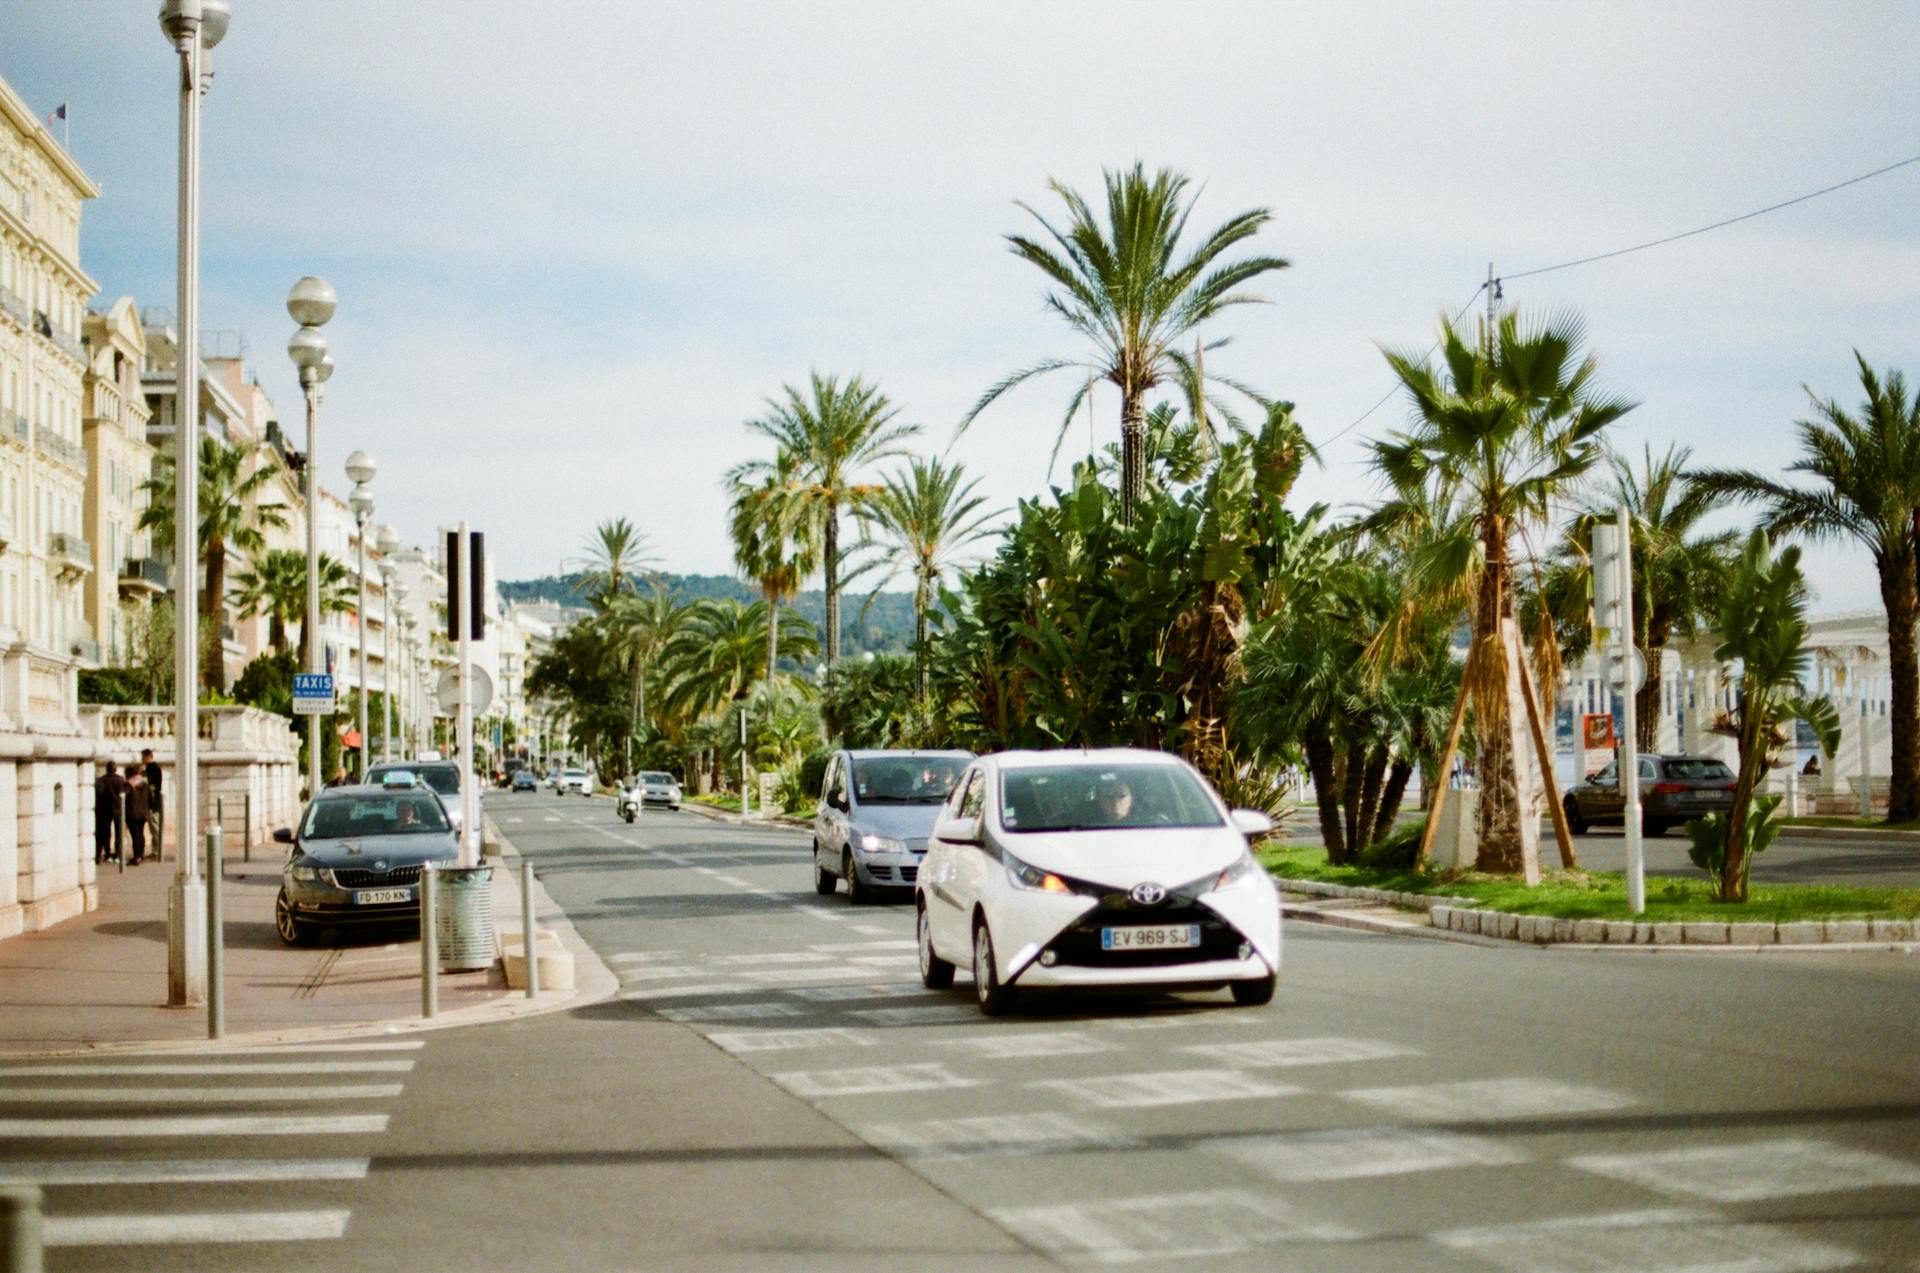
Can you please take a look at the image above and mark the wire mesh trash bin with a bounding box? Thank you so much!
[435,865,495,971]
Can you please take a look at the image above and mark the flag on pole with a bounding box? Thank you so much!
[43,104,66,128]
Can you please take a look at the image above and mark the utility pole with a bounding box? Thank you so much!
[1594,509,1645,913]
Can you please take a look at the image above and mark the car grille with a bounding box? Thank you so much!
[1047,904,1241,968]
[332,866,423,889]
[864,864,919,885]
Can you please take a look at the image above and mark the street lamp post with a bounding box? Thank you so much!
[287,277,335,799]
[378,534,400,762]
[159,0,229,1010]
[345,455,376,778]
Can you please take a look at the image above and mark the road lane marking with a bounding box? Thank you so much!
[852,924,893,935]
[715,875,750,886]
[738,966,872,983]
[708,1028,876,1054]
[1103,1013,1251,1031]
[849,1005,980,1026]
[618,966,707,981]
[0,1061,415,1076]
[1340,1078,1634,1122]
[944,1031,1115,1060]
[771,1063,980,1097]
[858,1111,1144,1160]
[1431,1208,1860,1273]
[197,1041,424,1053]
[1182,1037,1423,1068]
[989,1189,1355,1262]
[789,984,936,1001]
[1035,1070,1301,1109]
[794,906,847,922]
[847,954,919,968]
[812,940,918,953]
[45,1210,353,1247]
[1568,1138,1920,1202]
[1214,1127,1527,1182]
[0,1085,404,1104]
[615,984,756,1000]
[655,1002,806,1022]
[710,952,835,966]
[0,1158,371,1185]
[607,951,682,964]
[0,1114,389,1137]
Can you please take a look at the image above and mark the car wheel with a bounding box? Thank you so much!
[274,889,314,947]
[1564,797,1589,835]
[843,851,869,906]
[1230,974,1276,1007]
[813,849,837,896]
[918,904,955,989]
[973,920,1015,1016]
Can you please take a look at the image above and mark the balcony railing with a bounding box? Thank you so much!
[68,635,102,665]
[0,409,26,446]
[0,507,13,552]
[35,431,87,473]
[0,285,26,327]
[119,556,168,592]
[48,326,85,365]
[48,532,91,573]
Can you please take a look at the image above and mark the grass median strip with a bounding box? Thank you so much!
[1257,843,1920,925]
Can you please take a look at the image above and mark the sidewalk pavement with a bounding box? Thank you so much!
[0,819,616,1059]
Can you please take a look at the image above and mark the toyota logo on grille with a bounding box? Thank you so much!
[1129,882,1168,906]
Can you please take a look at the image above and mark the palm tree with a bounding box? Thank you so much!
[961,163,1290,522]
[727,449,818,694]
[1694,530,1840,901]
[1536,445,1736,750]
[229,547,355,654]
[661,598,819,720]
[1369,308,1635,877]
[738,373,918,665]
[573,517,654,608]
[139,435,288,691]
[598,585,688,741]
[851,457,998,701]
[1691,356,1920,821]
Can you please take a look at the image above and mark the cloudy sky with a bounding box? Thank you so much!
[4,2,1916,608]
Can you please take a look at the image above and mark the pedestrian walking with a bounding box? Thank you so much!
[125,767,152,864]
[141,747,164,862]
[93,761,127,864]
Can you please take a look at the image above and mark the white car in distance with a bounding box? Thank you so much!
[560,768,593,796]
[915,748,1280,1015]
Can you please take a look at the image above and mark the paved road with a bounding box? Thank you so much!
[10,789,1918,1271]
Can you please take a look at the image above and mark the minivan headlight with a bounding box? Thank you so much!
[860,834,907,855]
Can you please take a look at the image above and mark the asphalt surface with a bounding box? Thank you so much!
[8,788,1918,1271]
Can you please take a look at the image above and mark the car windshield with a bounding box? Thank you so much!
[998,763,1223,833]
[641,772,675,784]
[303,792,451,839]
[565,769,587,779]
[850,756,967,805]
[1664,758,1734,781]
[370,765,460,798]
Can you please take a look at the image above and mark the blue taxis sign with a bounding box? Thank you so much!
[292,672,335,716]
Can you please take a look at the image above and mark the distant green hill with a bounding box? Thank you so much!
[500,572,922,659]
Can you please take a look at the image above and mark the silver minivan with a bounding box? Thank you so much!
[812,749,973,904]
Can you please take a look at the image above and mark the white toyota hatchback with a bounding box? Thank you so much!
[915,748,1281,1015]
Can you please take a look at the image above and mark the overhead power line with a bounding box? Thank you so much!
[1319,149,1920,448]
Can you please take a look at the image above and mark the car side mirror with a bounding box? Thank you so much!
[272,827,295,844]
[934,815,982,845]
[1229,808,1274,837]
[829,794,849,812]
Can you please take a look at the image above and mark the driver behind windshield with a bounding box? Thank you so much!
[1090,776,1136,826]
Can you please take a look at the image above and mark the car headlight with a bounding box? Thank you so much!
[289,864,333,884]
[1004,850,1072,894]
[1213,851,1261,891]
[860,834,907,855]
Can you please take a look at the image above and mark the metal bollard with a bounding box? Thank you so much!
[206,826,224,1040]
[420,864,438,1019]
[1,1183,44,1273]
[114,790,127,876]
[520,859,538,999]
[243,791,252,863]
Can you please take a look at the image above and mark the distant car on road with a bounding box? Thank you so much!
[813,749,973,904]
[1564,753,1737,836]
[511,769,538,792]
[915,748,1280,1015]
[272,776,459,945]
[560,768,593,796]
[634,771,681,811]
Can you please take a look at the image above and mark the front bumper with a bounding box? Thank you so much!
[1011,951,1274,989]
[986,874,1282,986]
[283,880,421,926]
[852,852,923,887]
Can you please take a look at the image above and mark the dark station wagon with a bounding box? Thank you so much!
[1563,753,1738,836]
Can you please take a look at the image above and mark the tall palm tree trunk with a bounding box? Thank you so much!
[1472,526,1541,878]
[765,594,780,691]
[1634,646,1662,753]
[1120,393,1147,525]
[913,574,930,703]
[205,540,227,692]
[1880,554,1920,820]
[823,497,840,665]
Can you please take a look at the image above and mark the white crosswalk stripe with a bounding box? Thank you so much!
[1,1038,420,1260]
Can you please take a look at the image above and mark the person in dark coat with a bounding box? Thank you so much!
[141,747,164,861]
[93,761,127,864]
[124,768,152,865]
